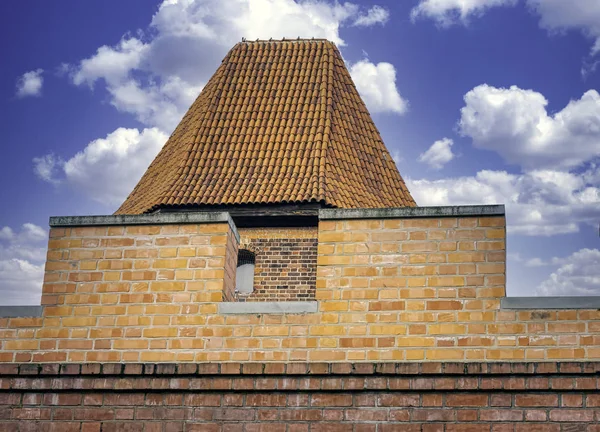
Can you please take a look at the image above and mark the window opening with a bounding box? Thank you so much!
[235,249,256,295]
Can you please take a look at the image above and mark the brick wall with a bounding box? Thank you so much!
[2,362,600,431]
[1,212,600,362]
[237,227,318,302]
[223,227,240,302]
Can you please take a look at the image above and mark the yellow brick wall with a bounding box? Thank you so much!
[0,215,599,363]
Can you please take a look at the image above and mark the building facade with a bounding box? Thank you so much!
[1,40,599,431]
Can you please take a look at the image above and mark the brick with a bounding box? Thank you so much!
[549,409,594,422]
[447,394,488,407]
[311,394,352,407]
[427,300,463,310]
[378,394,420,407]
[515,394,558,407]
[479,409,523,421]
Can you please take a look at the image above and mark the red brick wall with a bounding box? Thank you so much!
[237,227,317,302]
[2,362,599,431]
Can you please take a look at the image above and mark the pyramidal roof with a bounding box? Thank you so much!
[116,39,415,215]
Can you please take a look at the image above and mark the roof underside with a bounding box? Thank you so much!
[116,39,415,215]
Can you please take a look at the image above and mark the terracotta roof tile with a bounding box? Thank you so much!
[116,39,415,214]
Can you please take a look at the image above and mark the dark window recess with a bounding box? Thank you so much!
[238,250,256,266]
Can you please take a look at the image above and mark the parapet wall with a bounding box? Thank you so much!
[0,206,599,363]
[2,362,600,431]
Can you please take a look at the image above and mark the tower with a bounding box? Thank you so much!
[117,39,415,302]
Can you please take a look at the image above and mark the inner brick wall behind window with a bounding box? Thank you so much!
[237,227,317,302]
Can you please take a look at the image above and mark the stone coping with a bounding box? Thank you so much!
[49,212,240,243]
[2,362,598,377]
[0,306,42,318]
[501,297,600,309]
[218,301,317,314]
[319,205,505,220]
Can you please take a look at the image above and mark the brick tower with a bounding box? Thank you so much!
[117,39,414,303]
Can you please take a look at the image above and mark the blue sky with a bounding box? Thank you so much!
[1,0,599,304]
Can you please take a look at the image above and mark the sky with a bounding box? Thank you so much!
[1,0,599,305]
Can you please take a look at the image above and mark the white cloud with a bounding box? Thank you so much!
[411,0,600,63]
[410,0,516,26]
[16,69,44,98]
[418,137,454,169]
[35,128,168,206]
[459,85,600,170]
[391,150,403,164]
[68,0,401,131]
[407,166,600,236]
[527,0,600,56]
[525,257,548,267]
[537,248,600,296]
[33,154,63,184]
[349,59,408,115]
[0,224,47,306]
[508,252,522,262]
[72,38,149,88]
[0,227,14,241]
[353,5,389,26]
[409,84,600,238]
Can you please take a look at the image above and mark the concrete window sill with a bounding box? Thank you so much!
[218,301,318,314]
[0,306,43,317]
[501,297,600,309]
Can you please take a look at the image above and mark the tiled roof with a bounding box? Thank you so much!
[116,39,416,215]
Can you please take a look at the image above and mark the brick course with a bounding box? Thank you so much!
[1,362,600,430]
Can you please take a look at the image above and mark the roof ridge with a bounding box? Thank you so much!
[318,41,336,204]
[240,38,333,43]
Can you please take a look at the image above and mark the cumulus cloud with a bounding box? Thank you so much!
[412,0,600,65]
[408,166,600,236]
[537,248,600,296]
[527,0,600,56]
[72,38,149,88]
[411,0,516,26]
[459,85,600,170]
[33,154,63,184]
[15,69,44,98]
[34,128,168,206]
[349,59,408,114]
[408,83,600,238]
[0,223,47,305]
[67,0,401,131]
[353,5,389,27]
[418,137,454,169]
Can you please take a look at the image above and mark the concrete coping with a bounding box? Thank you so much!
[49,212,240,243]
[218,301,318,314]
[501,297,600,309]
[319,205,505,220]
[0,306,43,318]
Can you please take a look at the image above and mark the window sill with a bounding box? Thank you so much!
[218,301,317,314]
[501,296,600,309]
[0,306,43,317]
